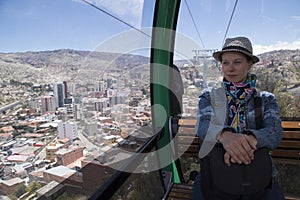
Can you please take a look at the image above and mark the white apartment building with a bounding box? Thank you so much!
[57,121,78,140]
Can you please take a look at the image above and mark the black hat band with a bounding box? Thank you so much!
[222,45,252,54]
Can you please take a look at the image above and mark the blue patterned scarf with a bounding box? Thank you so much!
[223,73,257,133]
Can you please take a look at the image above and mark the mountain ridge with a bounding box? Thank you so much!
[0,49,299,87]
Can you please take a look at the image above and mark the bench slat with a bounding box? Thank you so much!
[278,140,300,149]
[285,197,300,200]
[178,144,199,154]
[178,127,196,135]
[178,119,196,126]
[178,136,200,144]
[271,149,300,159]
[282,131,300,139]
[167,184,193,200]
[282,121,300,129]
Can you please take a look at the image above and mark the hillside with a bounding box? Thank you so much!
[0,49,149,84]
[254,49,300,93]
[0,49,299,92]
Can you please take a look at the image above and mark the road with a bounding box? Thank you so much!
[0,101,23,114]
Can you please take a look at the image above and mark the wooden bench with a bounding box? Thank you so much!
[271,120,300,164]
[167,118,300,200]
[167,185,299,200]
[167,183,193,200]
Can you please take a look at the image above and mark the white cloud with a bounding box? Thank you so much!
[89,0,144,28]
[290,16,300,21]
[253,40,300,55]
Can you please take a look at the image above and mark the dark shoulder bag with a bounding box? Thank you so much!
[201,95,272,197]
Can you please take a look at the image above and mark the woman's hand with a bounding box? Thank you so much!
[218,131,257,166]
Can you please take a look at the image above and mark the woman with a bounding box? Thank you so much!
[192,36,285,200]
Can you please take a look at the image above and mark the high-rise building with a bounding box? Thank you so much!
[109,92,127,107]
[74,104,83,121]
[63,81,69,98]
[41,96,56,114]
[94,98,109,111]
[28,97,40,114]
[107,78,113,89]
[95,81,105,92]
[53,82,65,108]
[64,98,74,119]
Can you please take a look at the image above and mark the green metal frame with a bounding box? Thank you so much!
[150,0,182,183]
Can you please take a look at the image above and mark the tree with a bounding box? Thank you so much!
[11,184,26,198]
[27,181,42,193]
[255,69,299,118]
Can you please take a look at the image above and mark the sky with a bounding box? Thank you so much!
[0,0,299,56]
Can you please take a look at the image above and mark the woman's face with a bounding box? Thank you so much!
[221,52,253,83]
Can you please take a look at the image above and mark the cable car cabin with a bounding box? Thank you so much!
[12,0,299,199]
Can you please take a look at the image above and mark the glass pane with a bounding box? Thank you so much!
[110,148,165,200]
[0,0,155,199]
[175,0,300,197]
[175,0,300,118]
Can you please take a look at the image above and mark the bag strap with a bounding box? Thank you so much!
[242,92,263,188]
[254,91,262,129]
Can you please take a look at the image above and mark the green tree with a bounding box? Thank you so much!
[255,69,299,118]
[275,92,300,118]
[11,184,26,198]
[27,181,42,193]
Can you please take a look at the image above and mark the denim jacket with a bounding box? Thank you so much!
[195,87,283,175]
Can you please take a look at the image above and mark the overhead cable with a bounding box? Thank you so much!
[81,0,151,38]
[222,0,239,46]
[184,0,205,49]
